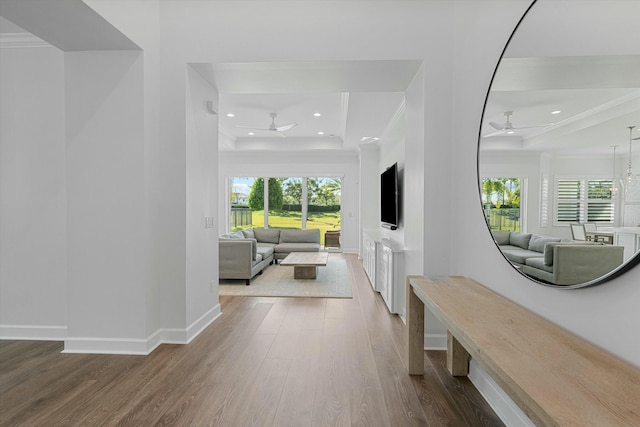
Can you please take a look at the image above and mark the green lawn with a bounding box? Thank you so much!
[235,210,340,245]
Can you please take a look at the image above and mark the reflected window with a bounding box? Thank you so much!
[555,178,614,225]
[482,178,521,232]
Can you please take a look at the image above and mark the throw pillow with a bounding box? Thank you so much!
[241,229,255,239]
[229,231,245,239]
[509,232,532,249]
[492,230,511,245]
[253,228,281,244]
[280,229,321,244]
[528,235,562,253]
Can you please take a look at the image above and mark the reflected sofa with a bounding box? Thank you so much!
[219,228,321,285]
[492,230,624,285]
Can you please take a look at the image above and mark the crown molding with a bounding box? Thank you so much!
[0,32,52,48]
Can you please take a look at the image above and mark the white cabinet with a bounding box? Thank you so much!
[379,240,405,319]
[362,231,380,291]
[612,227,640,262]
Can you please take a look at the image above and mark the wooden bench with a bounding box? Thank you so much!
[406,275,640,426]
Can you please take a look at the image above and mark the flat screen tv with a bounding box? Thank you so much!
[380,163,399,229]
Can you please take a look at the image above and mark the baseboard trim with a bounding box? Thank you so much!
[0,324,67,341]
[467,359,535,427]
[62,304,223,355]
[186,303,222,344]
[424,333,447,350]
[62,336,152,355]
[423,336,533,426]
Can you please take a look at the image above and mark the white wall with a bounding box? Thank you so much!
[403,66,425,278]
[64,50,148,349]
[185,65,220,334]
[452,0,640,368]
[0,46,67,339]
[218,150,360,253]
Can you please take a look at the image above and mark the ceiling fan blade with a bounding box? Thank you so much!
[489,121,505,131]
[235,124,270,131]
[483,130,507,138]
[512,123,555,130]
[275,122,297,132]
[276,131,288,138]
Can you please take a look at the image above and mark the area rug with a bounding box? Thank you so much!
[219,256,352,298]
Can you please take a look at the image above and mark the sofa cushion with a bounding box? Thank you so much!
[253,228,281,244]
[275,242,320,253]
[528,234,562,253]
[500,245,543,265]
[256,243,274,258]
[492,230,511,246]
[241,229,255,239]
[280,229,321,244]
[525,256,554,273]
[509,232,532,249]
[251,253,263,267]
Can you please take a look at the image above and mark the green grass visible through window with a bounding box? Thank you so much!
[234,210,340,245]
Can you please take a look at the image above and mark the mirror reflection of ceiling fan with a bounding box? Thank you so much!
[484,111,554,137]
[236,112,297,137]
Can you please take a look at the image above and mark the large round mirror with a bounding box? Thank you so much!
[478,0,640,288]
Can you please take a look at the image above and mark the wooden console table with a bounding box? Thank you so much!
[406,275,640,426]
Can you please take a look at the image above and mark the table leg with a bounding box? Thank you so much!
[407,276,425,375]
[447,331,470,376]
[294,266,317,279]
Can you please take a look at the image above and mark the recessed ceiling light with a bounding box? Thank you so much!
[551,110,561,115]
[507,131,515,135]
[226,113,235,117]
[248,132,254,136]
[318,131,324,135]
[313,113,321,117]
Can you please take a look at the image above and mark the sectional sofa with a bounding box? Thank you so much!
[219,228,321,285]
[492,230,624,286]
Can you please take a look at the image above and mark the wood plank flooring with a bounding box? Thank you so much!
[0,254,503,426]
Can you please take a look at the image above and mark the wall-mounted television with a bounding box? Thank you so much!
[380,162,399,230]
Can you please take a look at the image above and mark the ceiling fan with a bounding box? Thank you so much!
[483,111,554,137]
[236,112,297,137]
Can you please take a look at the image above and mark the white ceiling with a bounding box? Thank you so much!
[480,0,640,158]
[0,1,138,51]
[481,55,640,155]
[191,60,420,152]
[3,0,639,157]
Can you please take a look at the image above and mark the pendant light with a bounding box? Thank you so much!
[610,145,619,197]
[625,126,636,185]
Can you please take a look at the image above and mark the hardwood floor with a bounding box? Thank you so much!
[0,254,503,426]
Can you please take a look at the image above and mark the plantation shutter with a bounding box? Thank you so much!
[555,178,614,224]
[587,179,614,222]
[557,179,582,223]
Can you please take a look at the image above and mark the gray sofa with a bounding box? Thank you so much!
[492,230,624,286]
[219,228,321,285]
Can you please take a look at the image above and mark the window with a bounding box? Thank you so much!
[228,176,342,245]
[555,178,614,224]
[481,177,521,231]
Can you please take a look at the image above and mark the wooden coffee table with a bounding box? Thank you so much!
[280,252,329,279]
